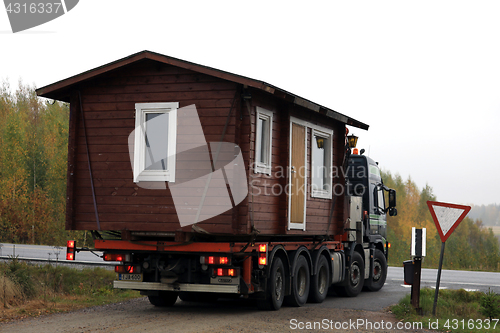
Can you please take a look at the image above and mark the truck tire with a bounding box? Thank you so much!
[334,251,364,297]
[285,255,310,307]
[364,249,387,292]
[147,291,178,307]
[308,255,330,303]
[257,256,285,311]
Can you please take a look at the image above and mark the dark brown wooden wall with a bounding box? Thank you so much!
[243,91,286,235]
[68,60,243,233]
[246,90,346,237]
[67,59,347,237]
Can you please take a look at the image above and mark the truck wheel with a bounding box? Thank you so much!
[335,251,364,297]
[148,291,178,307]
[285,255,310,307]
[364,249,387,292]
[257,256,285,311]
[309,255,330,303]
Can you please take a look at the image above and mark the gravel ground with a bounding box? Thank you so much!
[0,297,433,333]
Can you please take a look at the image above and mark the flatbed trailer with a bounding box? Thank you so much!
[37,51,396,310]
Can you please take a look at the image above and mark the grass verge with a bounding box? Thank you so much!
[0,259,140,322]
[391,288,500,332]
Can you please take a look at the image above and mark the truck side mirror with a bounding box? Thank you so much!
[389,207,398,216]
[388,189,397,216]
[389,189,396,208]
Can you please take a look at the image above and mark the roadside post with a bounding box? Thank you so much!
[410,227,426,314]
[427,201,471,316]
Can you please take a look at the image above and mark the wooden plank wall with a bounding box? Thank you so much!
[248,92,347,237]
[243,91,286,235]
[69,60,243,233]
[67,59,347,237]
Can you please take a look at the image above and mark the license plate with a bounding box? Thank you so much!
[117,273,143,281]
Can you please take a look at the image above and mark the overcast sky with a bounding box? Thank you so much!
[1,1,499,206]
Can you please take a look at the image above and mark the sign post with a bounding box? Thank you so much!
[427,201,471,316]
[410,227,426,314]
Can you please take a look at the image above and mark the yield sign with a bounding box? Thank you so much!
[427,201,471,242]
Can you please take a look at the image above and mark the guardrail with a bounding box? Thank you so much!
[0,256,116,270]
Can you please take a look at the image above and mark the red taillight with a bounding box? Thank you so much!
[258,244,268,266]
[66,240,75,261]
[200,256,231,265]
[104,253,129,262]
[213,268,239,277]
[115,265,137,274]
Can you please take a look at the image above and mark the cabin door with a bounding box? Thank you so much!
[288,122,307,230]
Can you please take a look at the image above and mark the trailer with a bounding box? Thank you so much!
[36,51,397,310]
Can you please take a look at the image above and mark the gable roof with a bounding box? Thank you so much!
[36,50,368,130]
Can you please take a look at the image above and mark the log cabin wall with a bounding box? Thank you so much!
[39,51,368,238]
[246,89,346,237]
[68,59,244,234]
[243,89,287,235]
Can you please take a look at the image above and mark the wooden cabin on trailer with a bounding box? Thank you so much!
[36,50,369,241]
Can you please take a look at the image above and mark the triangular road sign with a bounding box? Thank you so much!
[427,201,471,242]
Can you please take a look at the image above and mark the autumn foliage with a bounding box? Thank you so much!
[0,81,85,246]
[383,170,500,271]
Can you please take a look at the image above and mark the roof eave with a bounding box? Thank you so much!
[36,50,369,130]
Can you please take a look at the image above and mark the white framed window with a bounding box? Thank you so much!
[133,102,178,182]
[311,128,333,199]
[254,107,273,175]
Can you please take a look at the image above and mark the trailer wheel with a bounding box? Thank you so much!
[285,255,310,307]
[147,291,178,307]
[257,256,285,311]
[335,251,364,297]
[364,249,387,292]
[309,255,330,303]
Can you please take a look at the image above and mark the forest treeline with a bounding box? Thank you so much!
[0,81,87,246]
[0,82,499,271]
[469,203,500,226]
[383,170,500,271]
